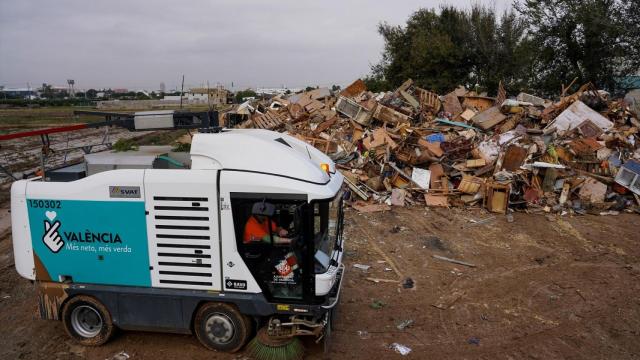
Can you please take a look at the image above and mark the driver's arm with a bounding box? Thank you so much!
[272,235,292,244]
[270,220,290,243]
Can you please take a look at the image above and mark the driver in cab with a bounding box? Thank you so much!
[244,202,291,245]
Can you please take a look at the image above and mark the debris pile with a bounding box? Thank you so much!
[224,80,640,216]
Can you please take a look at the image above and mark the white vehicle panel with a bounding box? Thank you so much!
[191,130,334,185]
[11,180,35,280]
[144,169,221,291]
[26,169,145,201]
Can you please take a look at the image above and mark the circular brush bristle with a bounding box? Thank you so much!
[245,335,305,360]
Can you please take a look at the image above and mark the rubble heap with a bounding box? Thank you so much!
[223,80,640,216]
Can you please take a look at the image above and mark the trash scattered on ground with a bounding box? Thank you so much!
[396,319,414,330]
[389,342,412,356]
[467,337,481,346]
[423,235,447,251]
[224,80,640,216]
[366,277,400,284]
[402,277,415,289]
[357,330,370,339]
[390,225,406,233]
[370,299,386,309]
[353,263,371,271]
[106,351,130,360]
[463,216,497,228]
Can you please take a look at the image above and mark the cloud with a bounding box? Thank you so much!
[0,0,509,90]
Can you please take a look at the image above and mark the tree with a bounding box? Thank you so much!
[363,75,391,92]
[86,89,98,98]
[515,0,640,94]
[234,89,257,103]
[331,84,341,92]
[466,7,534,93]
[135,92,150,100]
[372,5,533,94]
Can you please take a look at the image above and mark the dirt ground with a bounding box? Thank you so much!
[0,205,638,360]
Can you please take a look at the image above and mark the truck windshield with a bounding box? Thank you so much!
[312,190,343,273]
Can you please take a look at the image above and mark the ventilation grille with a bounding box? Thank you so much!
[152,196,214,287]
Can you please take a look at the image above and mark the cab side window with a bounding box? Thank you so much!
[230,195,305,301]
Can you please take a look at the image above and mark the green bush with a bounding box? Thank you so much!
[112,139,138,152]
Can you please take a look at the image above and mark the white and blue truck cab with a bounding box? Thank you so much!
[10,129,345,352]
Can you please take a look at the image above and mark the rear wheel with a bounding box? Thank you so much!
[62,295,115,346]
[194,302,252,352]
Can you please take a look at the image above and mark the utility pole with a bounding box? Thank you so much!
[180,75,185,109]
[206,80,212,111]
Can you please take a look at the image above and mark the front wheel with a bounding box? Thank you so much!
[61,295,115,346]
[194,302,252,352]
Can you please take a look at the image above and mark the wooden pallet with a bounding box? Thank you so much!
[252,111,290,130]
[300,136,338,154]
[415,87,441,112]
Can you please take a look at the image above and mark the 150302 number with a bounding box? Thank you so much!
[28,199,61,209]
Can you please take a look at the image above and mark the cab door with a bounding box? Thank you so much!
[144,169,221,290]
[228,194,310,302]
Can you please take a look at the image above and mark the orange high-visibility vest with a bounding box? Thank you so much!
[243,216,276,244]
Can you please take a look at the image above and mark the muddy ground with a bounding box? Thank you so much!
[1,206,638,360]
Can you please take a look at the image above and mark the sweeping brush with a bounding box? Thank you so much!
[245,327,305,360]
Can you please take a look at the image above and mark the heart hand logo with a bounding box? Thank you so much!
[43,211,63,253]
[45,211,57,221]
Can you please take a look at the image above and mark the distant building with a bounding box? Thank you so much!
[160,82,166,93]
[45,85,69,94]
[164,87,230,105]
[113,88,128,94]
[0,87,38,99]
[257,87,301,96]
[189,86,230,105]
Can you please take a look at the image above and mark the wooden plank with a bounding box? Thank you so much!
[254,116,267,129]
[252,116,264,128]
[343,176,369,200]
[432,255,476,268]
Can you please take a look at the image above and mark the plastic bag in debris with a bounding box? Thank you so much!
[493,170,515,182]
[498,130,520,145]
[390,343,412,355]
[425,133,445,143]
[478,140,500,163]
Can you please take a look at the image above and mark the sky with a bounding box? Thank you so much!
[0,0,509,91]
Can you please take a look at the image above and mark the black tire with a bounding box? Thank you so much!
[61,295,115,346]
[194,302,252,353]
[330,301,340,329]
[323,311,332,355]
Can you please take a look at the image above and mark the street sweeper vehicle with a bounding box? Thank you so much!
[10,128,345,359]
